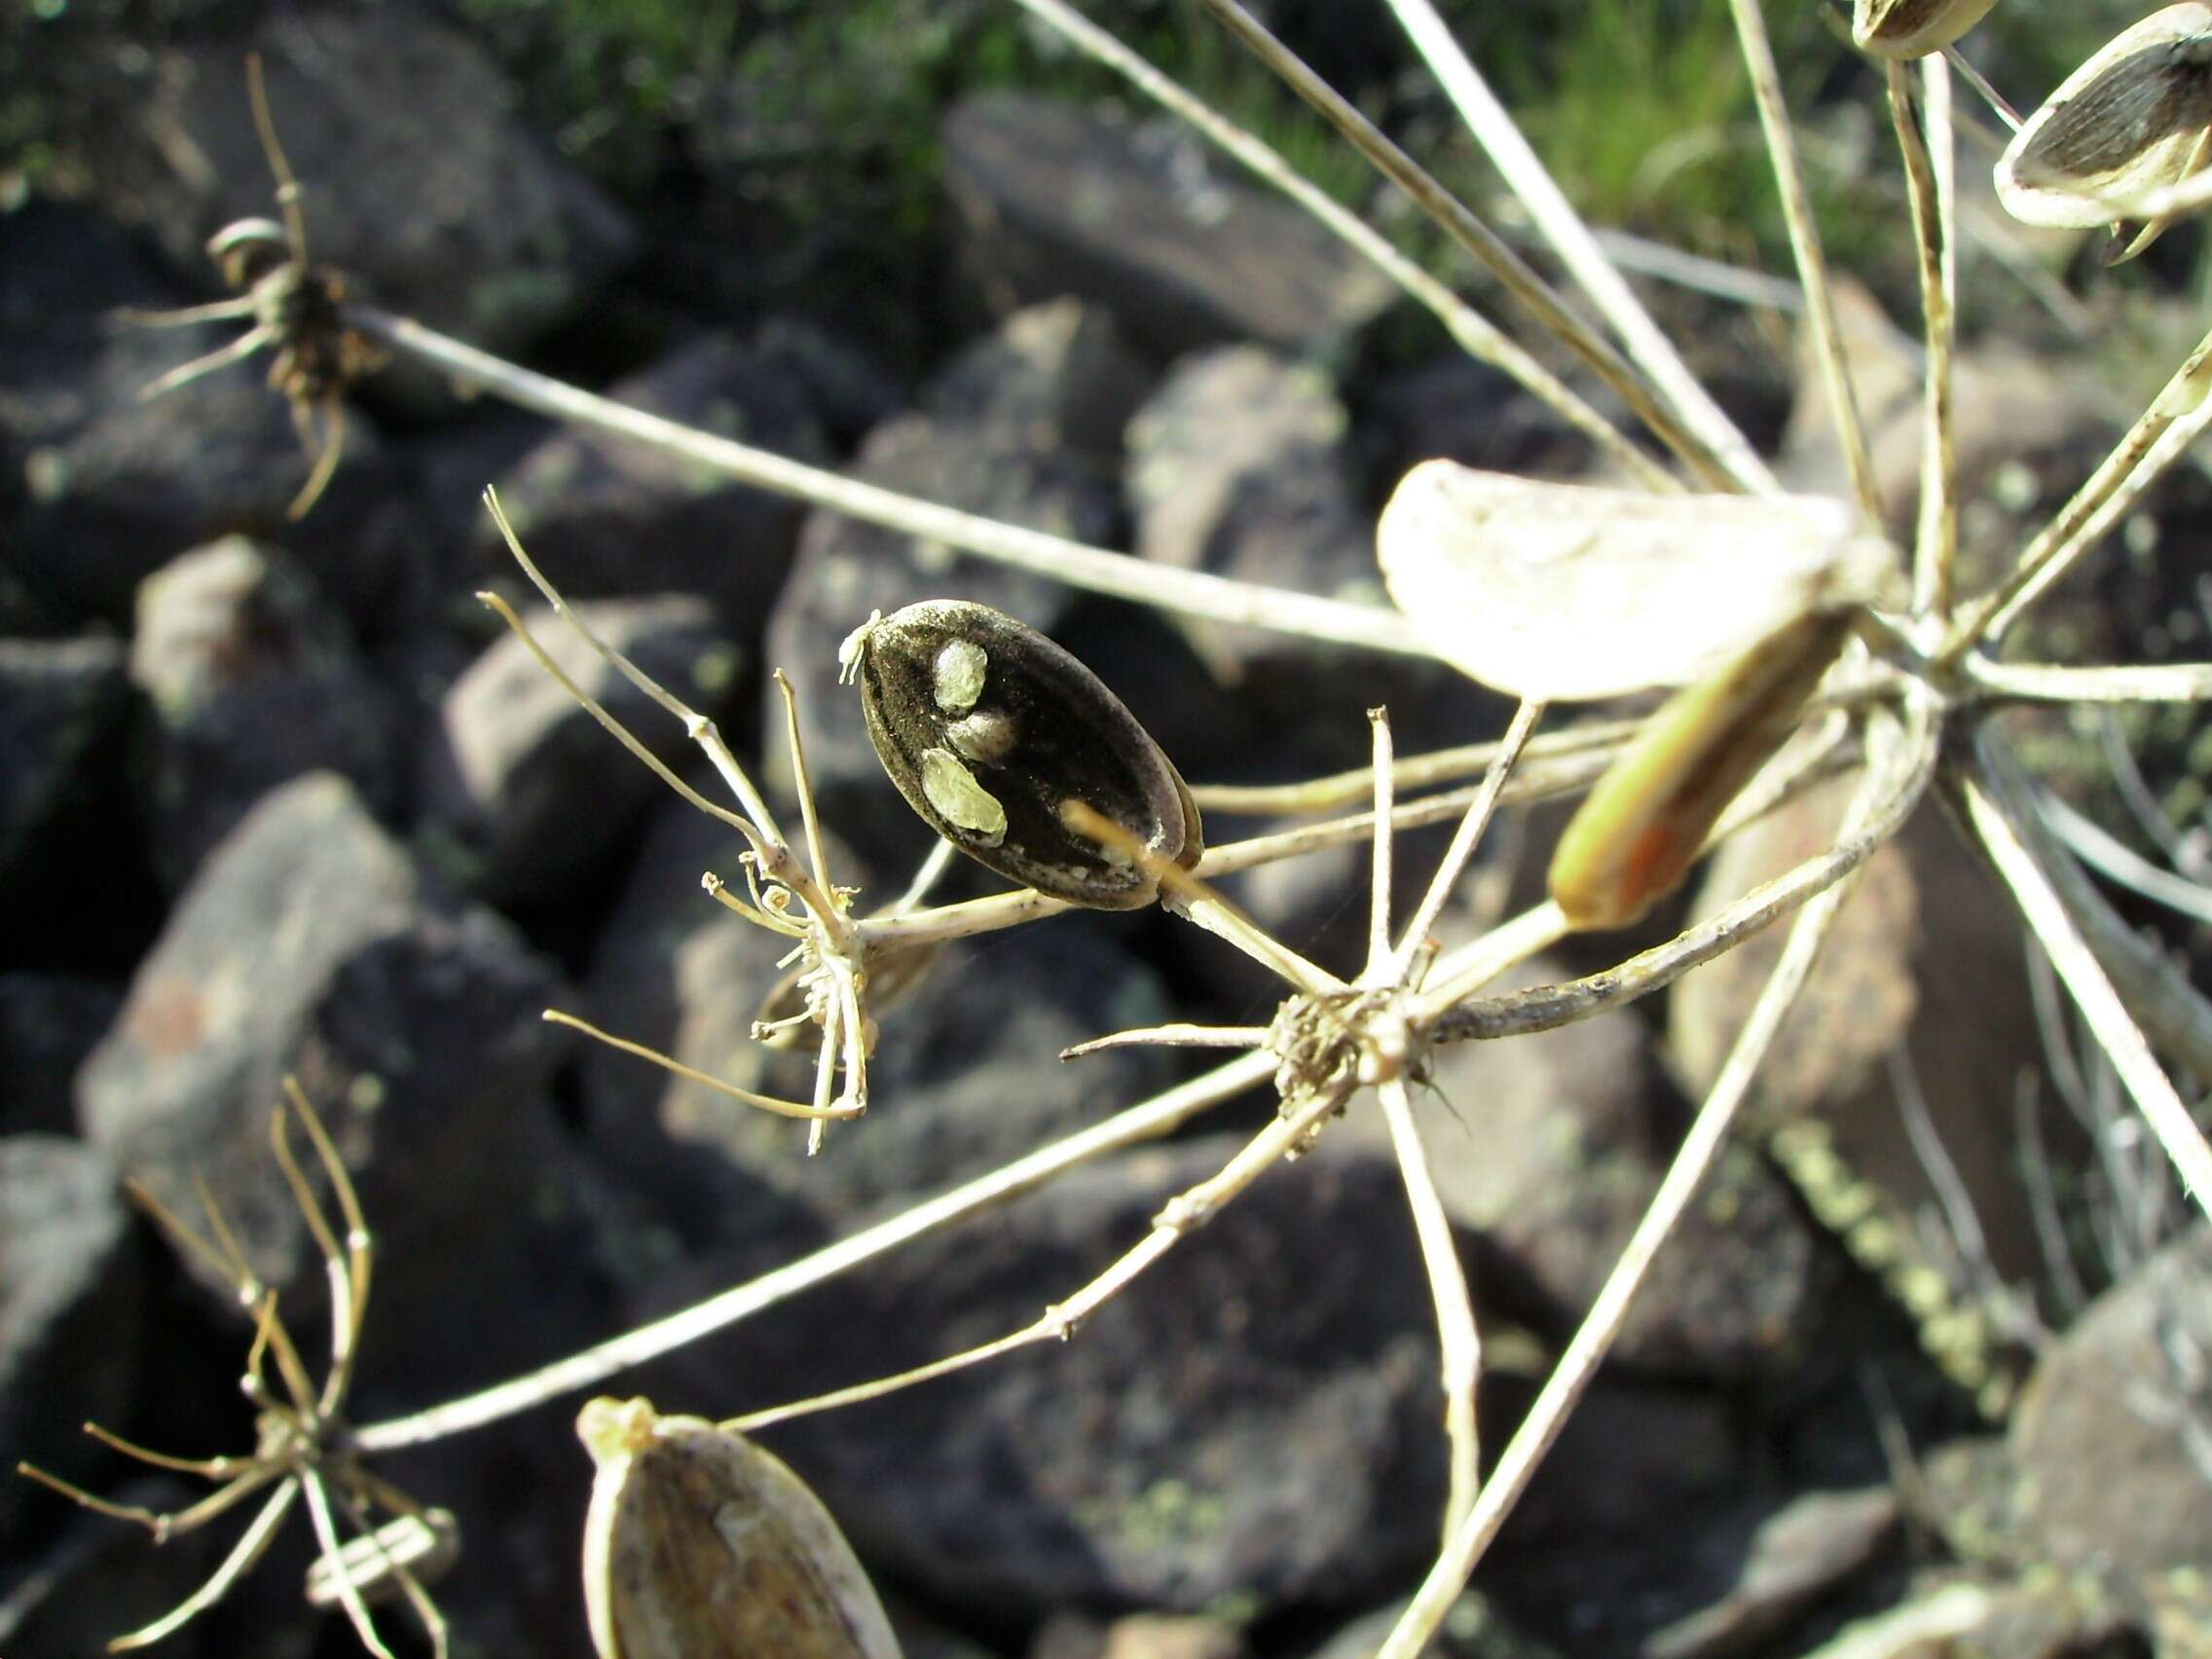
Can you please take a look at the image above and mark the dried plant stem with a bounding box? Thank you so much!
[1959,740,2212,1216]
[1190,0,1747,493]
[1965,660,2212,704]
[1377,1074,1481,1542]
[1950,326,2212,658]
[1728,0,1879,525]
[1392,700,1543,978]
[726,1075,1356,1432]
[1190,719,1639,817]
[1003,0,1674,494]
[1378,717,1899,1659]
[351,1053,1274,1452]
[347,307,1425,659]
[1380,0,1780,497]
[1889,57,1957,614]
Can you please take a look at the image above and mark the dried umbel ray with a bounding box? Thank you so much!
[578,1398,900,1659]
[1852,0,2000,61]
[1996,2,2212,262]
[1375,460,1899,702]
[841,600,1202,909]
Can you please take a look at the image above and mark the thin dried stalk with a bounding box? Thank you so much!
[352,1053,1274,1452]
[1958,739,2212,1216]
[1949,327,2212,655]
[345,307,1425,659]
[1729,0,1882,524]
[1889,57,1958,613]
[1380,0,1781,496]
[1190,0,1747,492]
[1004,0,1675,493]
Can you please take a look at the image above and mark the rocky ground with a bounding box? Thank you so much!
[3,4,2210,1657]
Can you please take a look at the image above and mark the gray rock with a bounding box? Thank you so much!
[1643,1487,1899,1659]
[762,410,1118,870]
[469,333,833,631]
[418,593,742,908]
[76,773,567,1331]
[943,94,1395,359]
[925,298,1153,458]
[130,537,399,890]
[2012,1225,2212,1575]
[771,1130,1450,1619]
[0,974,123,1134]
[1124,346,1480,759]
[73,7,633,366]
[0,636,131,905]
[0,1135,141,1542]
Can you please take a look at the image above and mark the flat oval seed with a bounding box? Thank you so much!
[933,638,988,714]
[846,600,1200,909]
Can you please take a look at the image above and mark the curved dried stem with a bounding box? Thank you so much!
[1889,56,1958,613]
[1380,0,1781,496]
[1003,0,1675,492]
[540,1009,863,1122]
[1189,0,1748,493]
[1729,0,1880,524]
[352,1052,1276,1452]
[348,309,1426,659]
[1958,736,2212,1214]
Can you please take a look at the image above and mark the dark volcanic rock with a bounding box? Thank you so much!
[0,973,124,1134]
[418,593,743,909]
[130,536,400,891]
[470,333,833,632]
[75,773,568,1334]
[0,635,133,927]
[0,1134,141,1542]
[923,298,1153,459]
[943,93,1395,359]
[764,1130,1448,1620]
[2012,1225,2212,1575]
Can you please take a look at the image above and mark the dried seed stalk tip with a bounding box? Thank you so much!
[846,600,1201,909]
[1853,0,1999,60]
[578,1397,901,1659]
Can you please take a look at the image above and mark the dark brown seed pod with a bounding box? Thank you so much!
[840,600,1202,909]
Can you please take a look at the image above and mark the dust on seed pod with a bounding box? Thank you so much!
[577,1397,901,1659]
[842,601,1201,910]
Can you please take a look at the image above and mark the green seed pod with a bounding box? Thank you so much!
[840,601,1201,909]
[578,1397,901,1659]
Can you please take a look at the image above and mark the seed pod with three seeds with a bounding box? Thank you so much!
[578,1397,901,1659]
[840,600,1202,909]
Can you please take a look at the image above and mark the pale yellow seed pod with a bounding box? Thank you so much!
[1996,3,2212,260]
[578,1397,902,1659]
[1547,610,1855,932]
[1852,0,1999,60]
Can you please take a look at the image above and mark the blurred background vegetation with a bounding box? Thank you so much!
[0,0,2192,369]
